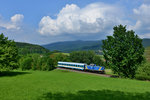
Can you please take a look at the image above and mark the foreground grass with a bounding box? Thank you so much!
[0,69,150,100]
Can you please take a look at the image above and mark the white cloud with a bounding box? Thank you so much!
[130,4,150,37]
[139,33,150,38]
[38,3,125,36]
[11,14,24,23]
[0,14,24,30]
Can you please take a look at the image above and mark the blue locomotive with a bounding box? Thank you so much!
[57,61,105,72]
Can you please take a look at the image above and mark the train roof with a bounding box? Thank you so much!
[58,61,86,66]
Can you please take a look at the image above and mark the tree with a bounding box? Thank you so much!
[102,25,144,78]
[93,55,104,66]
[19,54,56,71]
[0,33,18,71]
[70,51,96,65]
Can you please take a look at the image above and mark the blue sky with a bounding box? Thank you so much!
[0,0,150,44]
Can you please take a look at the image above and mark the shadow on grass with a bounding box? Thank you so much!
[0,71,31,77]
[39,90,150,100]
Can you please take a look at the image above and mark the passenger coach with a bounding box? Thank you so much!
[58,61,86,70]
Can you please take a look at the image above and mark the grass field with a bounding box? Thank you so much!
[0,69,150,100]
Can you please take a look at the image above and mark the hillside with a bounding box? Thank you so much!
[42,40,102,52]
[42,39,150,53]
[144,46,150,62]
[16,42,50,55]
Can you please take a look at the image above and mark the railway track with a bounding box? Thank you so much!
[57,67,117,78]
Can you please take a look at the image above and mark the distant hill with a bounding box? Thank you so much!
[42,40,102,53]
[16,42,50,55]
[142,38,150,47]
[42,39,150,53]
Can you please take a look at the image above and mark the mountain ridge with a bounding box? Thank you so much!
[42,39,150,53]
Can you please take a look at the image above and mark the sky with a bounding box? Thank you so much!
[0,0,150,45]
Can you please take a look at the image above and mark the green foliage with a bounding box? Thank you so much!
[102,25,144,78]
[70,51,104,65]
[135,62,150,80]
[70,51,94,65]
[50,53,71,66]
[93,55,104,66]
[19,56,32,70]
[19,54,55,71]
[144,46,150,62]
[0,33,18,71]
[16,42,50,55]
[51,53,70,62]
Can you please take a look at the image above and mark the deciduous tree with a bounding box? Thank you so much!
[102,25,144,78]
[0,33,18,71]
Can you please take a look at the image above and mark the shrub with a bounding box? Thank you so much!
[70,51,95,65]
[19,54,55,71]
[135,62,150,80]
[20,56,32,70]
[31,54,39,70]
[93,55,104,66]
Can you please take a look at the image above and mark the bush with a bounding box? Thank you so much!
[70,51,104,66]
[19,56,32,70]
[93,55,104,66]
[19,54,55,71]
[135,62,150,80]
[50,53,70,66]
[70,51,95,65]
[38,56,55,71]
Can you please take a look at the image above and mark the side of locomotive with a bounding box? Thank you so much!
[57,61,105,72]
[85,64,105,73]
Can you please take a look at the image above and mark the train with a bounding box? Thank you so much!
[57,61,105,73]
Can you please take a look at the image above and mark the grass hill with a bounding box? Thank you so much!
[42,39,150,53]
[16,42,50,55]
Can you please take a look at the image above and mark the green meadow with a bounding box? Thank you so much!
[0,69,150,100]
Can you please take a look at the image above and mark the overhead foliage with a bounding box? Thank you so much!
[102,25,144,78]
[0,33,18,71]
